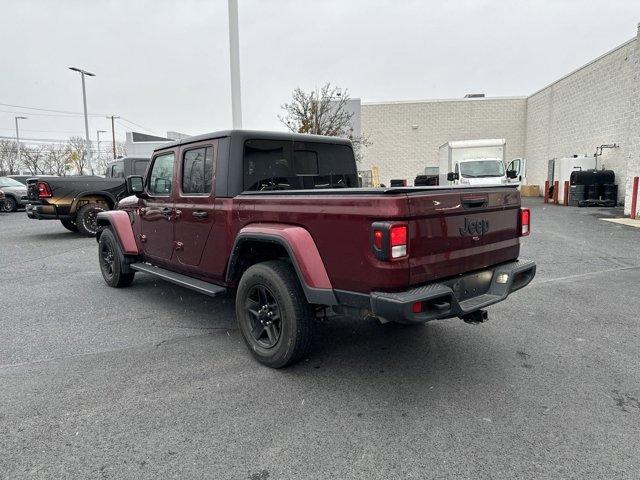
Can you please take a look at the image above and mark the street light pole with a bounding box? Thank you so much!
[228,0,242,128]
[107,115,120,159]
[69,66,96,174]
[14,116,27,172]
[96,130,107,172]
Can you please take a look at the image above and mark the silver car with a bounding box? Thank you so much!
[0,177,29,212]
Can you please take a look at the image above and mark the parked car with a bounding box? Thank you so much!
[96,130,535,368]
[25,157,149,236]
[0,176,29,212]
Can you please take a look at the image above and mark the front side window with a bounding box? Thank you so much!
[148,153,175,195]
[111,162,124,178]
[182,146,214,194]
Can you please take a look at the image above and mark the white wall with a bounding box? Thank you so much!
[525,37,638,209]
[361,97,527,186]
[361,25,640,214]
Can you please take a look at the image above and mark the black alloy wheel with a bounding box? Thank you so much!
[245,284,282,348]
[77,203,107,236]
[100,239,116,279]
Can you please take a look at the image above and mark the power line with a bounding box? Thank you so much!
[0,101,110,116]
[0,102,160,134]
[115,118,162,136]
[0,127,84,134]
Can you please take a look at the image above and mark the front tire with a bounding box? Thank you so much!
[236,260,314,368]
[76,203,108,237]
[60,219,78,232]
[98,228,135,288]
[2,196,17,212]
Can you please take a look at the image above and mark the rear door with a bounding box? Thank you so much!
[139,151,176,262]
[172,142,217,270]
[407,187,521,285]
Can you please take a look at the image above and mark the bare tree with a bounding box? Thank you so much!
[67,136,88,174]
[22,145,47,175]
[43,143,71,176]
[115,141,127,157]
[0,139,19,175]
[279,83,370,161]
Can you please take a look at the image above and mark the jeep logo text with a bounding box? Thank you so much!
[459,217,490,237]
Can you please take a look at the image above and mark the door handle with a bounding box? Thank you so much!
[192,211,208,219]
[161,207,173,217]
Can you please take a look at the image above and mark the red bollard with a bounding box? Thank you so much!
[544,180,549,204]
[631,176,639,220]
[563,181,569,206]
[553,181,559,204]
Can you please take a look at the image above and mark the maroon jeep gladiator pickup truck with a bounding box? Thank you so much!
[96,130,535,368]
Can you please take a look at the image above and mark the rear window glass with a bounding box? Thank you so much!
[243,139,357,191]
[133,159,149,176]
[182,146,214,194]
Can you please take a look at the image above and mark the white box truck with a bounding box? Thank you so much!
[438,139,525,186]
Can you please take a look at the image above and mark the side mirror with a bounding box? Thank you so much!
[447,172,459,181]
[126,175,146,197]
[506,170,518,179]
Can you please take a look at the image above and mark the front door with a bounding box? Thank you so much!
[507,158,526,183]
[140,151,176,262]
[173,142,217,270]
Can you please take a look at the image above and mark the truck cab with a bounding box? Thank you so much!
[439,139,526,186]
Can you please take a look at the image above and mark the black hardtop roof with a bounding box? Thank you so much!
[155,129,353,153]
[106,157,150,164]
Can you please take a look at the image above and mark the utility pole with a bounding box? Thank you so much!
[14,116,27,172]
[107,115,119,158]
[96,130,107,170]
[228,0,242,128]
[69,67,96,174]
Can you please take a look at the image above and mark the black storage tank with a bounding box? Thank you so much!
[570,169,615,186]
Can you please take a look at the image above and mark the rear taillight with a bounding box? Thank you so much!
[371,222,408,260]
[390,225,407,258]
[38,181,52,198]
[520,208,530,236]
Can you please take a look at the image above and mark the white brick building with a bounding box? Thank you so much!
[362,23,640,216]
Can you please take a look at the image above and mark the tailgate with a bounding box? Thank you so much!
[407,187,521,285]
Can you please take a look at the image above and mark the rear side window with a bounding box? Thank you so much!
[148,153,175,195]
[133,159,149,176]
[182,146,214,194]
[243,139,357,191]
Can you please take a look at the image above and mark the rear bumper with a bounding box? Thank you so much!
[353,260,536,323]
[25,203,67,220]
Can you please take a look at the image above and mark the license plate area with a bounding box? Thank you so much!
[444,269,494,302]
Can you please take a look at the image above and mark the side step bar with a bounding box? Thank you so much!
[129,263,228,297]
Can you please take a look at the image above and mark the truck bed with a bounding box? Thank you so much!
[229,185,522,294]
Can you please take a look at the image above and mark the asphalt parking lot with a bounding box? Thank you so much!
[1,198,639,479]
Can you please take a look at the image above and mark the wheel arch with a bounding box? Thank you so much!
[95,210,139,255]
[226,224,337,305]
[70,192,117,215]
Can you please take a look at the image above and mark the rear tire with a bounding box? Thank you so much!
[236,260,314,368]
[60,219,78,232]
[98,228,135,288]
[2,196,17,212]
[77,203,108,237]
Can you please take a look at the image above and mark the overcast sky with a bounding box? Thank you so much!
[1,0,639,143]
